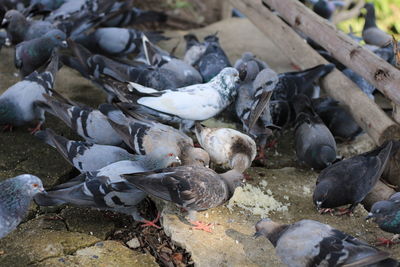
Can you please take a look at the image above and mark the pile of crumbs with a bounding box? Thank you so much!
[227,183,290,218]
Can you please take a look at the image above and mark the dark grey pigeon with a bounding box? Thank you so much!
[123,165,243,230]
[312,0,344,20]
[343,68,376,99]
[34,153,180,226]
[15,29,67,77]
[0,174,45,239]
[362,3,391,47]
[367,192,400,245]
[39,94,123,145]
[248,64,335,129]
[137,34,203,87]
[0,51,59,133]
[292,94,337,170]
[2,9,57,44]
[254,218,399,267]
[311,97,363,141]
[194,34,232,82]
[313,141,393,213]
[35,128,136,172]
[183,33,206,66]
[99,103,210,167]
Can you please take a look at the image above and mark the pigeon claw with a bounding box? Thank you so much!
[336,208,353,216]
[140,212,161,229]
[28,123,42,134]
[190,221,213,233]
[318,208,335,215]
[376,237,398,247]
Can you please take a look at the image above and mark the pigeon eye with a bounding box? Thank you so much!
[167,153,174,157]
[32,183,39,188]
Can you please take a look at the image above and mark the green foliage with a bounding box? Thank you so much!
[337,0,400,39]
[166,0,192,9]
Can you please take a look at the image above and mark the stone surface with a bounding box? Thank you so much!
[38,241,158,267]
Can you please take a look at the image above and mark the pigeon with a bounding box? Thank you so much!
[15,29,67,77]
[0,51,59,133]
[249,64,335,130]
[234,52,270,71]
[35,128,136,172]
[343,68,376,99]
[123,165,243,231]
[362,3,391,47]
[366,192,400,246]
[311,97,362,141]
[183,33,206,66]
[194,34,232,82]
[195,123,256,173]
[39,94,123,145]
[254,218,399,267]
[138,35,203,87]
[99,104,210,167]
[127,67,240,121]
[1,9,57,44]
[0,174,45,239]
[312,0,344,20]
[292,94,337,170]
[0,31,7,50]
[34,153,181,226]
[74,27,165,57]
[313,141,392,214]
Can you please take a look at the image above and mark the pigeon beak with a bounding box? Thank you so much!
[61,40,68,48]
[316,201,322,209]
[1,18,9,27]
[253,231,263,238]
[365,213,374,220]
[5,38,11,47]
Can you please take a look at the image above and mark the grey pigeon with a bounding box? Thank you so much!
[255,218,399,267]
[35,128,136,172]
[313,141,392,213]
[40,94,123,145]
[194,34,232,82]
[0,31,8,50]
[343,68,376,99]
[2,9,57,44]
[34,153,181,224]
[127,67,240,121]
[367,192,400,245]
[292,94,337,170]
[311,97,363,141]
[138,35,203,87]
[123,165,243,230]
[249,64,335,129]
[312,0,344,20]
[15,29,67,77]
[183,33,206,66]
[0,51,59,132]
[99,104,210,167]
[362,3,391,47]
[195,123,256,173]
[0,174,45,239]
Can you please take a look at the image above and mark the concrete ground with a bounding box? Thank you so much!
[0,18,399,266]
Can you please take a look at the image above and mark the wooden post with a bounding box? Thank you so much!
[229,0,400,145]
[262,0,400,119]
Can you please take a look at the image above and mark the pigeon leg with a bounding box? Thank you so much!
[255,145,266,161]
[190,221,213,233]
[318,208,335,215]
[2,124,13,132]
[376,236,399,247]
[140,212,161,229]
[336,207,354,216]
[28,122,42,134]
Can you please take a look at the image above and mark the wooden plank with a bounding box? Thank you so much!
[229,0,400,145]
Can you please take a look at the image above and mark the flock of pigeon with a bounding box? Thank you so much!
[0,0,400,266]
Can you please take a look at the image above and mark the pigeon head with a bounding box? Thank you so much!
[164,152,182,167]
[183,33,199,49]
[254,218,289,246]
[253,68,279,93]
[2,10,25,28]
[0,99,19,125]
[367,200,394,221]
[45,30,67,48]
[182,147,210,167]
[241,52,256,62]
[313,179,332,209]
[219,169,244,197]
[14,174,45,197]
[237,60,259,82]
[214,67,240,89]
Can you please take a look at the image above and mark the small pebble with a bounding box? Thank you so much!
[126,237,141,249]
